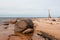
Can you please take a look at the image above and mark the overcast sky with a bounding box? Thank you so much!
[0,0,60,17]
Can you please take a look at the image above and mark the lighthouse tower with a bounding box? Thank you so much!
[48,9,51,18]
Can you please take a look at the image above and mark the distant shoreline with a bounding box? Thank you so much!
[0,17,58,18]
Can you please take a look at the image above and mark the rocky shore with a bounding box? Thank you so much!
[0,18,60,40]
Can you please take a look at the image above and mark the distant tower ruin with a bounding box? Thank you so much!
[48,9,51,18]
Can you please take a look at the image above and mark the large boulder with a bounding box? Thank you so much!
[15,19,34,34]
[8,19,34,40]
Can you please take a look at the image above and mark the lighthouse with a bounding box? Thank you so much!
[48,9,51,18]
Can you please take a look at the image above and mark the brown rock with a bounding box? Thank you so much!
[8,19,34,40]
[8,33,33,40]
[15,19,34,33]
[37,31,57,40]
[22,28,33,34]
[3,21,9,25]
[10,19,17,24]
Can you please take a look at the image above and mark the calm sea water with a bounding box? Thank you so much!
[0,17,48,23]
